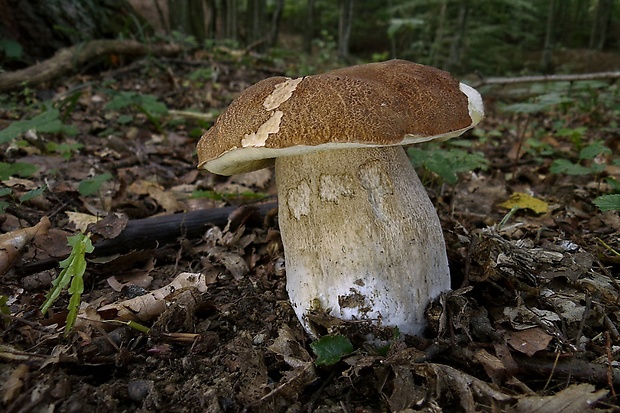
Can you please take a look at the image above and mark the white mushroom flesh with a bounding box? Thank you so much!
[276,145,450,337]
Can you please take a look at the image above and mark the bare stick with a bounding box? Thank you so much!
[0,39,183,91]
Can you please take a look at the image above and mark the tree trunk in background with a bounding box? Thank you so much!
[224,0,238,42]
[447,0,468,71]
[205,0,217,39]
[589,0,612,50]
[338,0,354,61]
[0,0,142,62]
[540,0,555,73]
[303,0,315,53]
[168,0,206,44]
[430,0,448,67]
[269,0,285,47]
[247,0,266,50]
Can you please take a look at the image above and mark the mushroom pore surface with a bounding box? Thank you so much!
[275,145,450,338]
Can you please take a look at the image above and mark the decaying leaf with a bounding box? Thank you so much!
[508,383,607,413]
[266,326,317,401]
[474,348,510,384]
[207,247,249,280]
[98,272,208,321]
[88,212,129,240]
[432,363,515,411]
[0,216,50,275]
[2,363,29,405]
[504,327,553,356]
[224,334,269,404]
[66,211,99,232]
[128,180,181,212]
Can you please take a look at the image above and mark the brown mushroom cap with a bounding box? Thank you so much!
[197,59,482,175]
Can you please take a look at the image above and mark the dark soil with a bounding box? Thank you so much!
[0,49,619,412]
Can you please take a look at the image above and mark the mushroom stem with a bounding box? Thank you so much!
[275,146,450,338]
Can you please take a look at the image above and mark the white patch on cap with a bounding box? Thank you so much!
[263,77,303,111]
[241,110,283,148]
[459,83,485,126]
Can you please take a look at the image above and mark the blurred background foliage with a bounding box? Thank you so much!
[1,0,619,76]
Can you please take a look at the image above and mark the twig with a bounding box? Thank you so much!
[167,109,217,122]
[471,71,620,88]
[514,352,620,386]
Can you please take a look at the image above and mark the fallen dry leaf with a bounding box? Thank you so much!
[88,212,129,240]
[499,192,549,214]
[0,216,50,275]
[508,383,607,413]
[505,327,553,357]
[2,363,29,405]
[66,211,99,232]
[98,272,208,321]
[128,180,181,212]
[474,348,509,384]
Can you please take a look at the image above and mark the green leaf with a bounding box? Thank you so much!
[0,109,76,143]
[579,141,612,160]
[192,190,224,201]
[46,142,83,159]
[310,335,354,366]
[605,177,620,193]
[549,159,593,176]
[0,162,38,180]
[408,147,489,185]
[501,93,574,114]
[117,114,134,124]
[19,186,46,203]
[78,173,113,196]
[593,194,620,212]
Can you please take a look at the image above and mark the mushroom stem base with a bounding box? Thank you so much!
[275,146,450,338]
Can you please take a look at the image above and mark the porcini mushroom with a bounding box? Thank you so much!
[197,60,484,337]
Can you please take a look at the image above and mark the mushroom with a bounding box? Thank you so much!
[197,60,484,337]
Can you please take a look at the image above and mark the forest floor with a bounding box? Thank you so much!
[0,48,619,412]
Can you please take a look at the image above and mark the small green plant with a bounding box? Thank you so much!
[0,159,44,211]
[40,233,94,335]
[556,126,588,151]
[310,334,354,366]
[46,142,84,160]
[549,141,611,176]
[593,194,620,212]
[104,91,168,131]
[0,162,37,180]
[0,109,78,143]
[408,142,489,185]
[0,186,46,212]
[78,173,113,196]
[501,92,575,115]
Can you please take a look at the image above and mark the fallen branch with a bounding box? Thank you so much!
[91,202,277,256]
[513,352,620,386]
[0,39,184,92]
[471,71,620,88]
[16,203,277,274]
